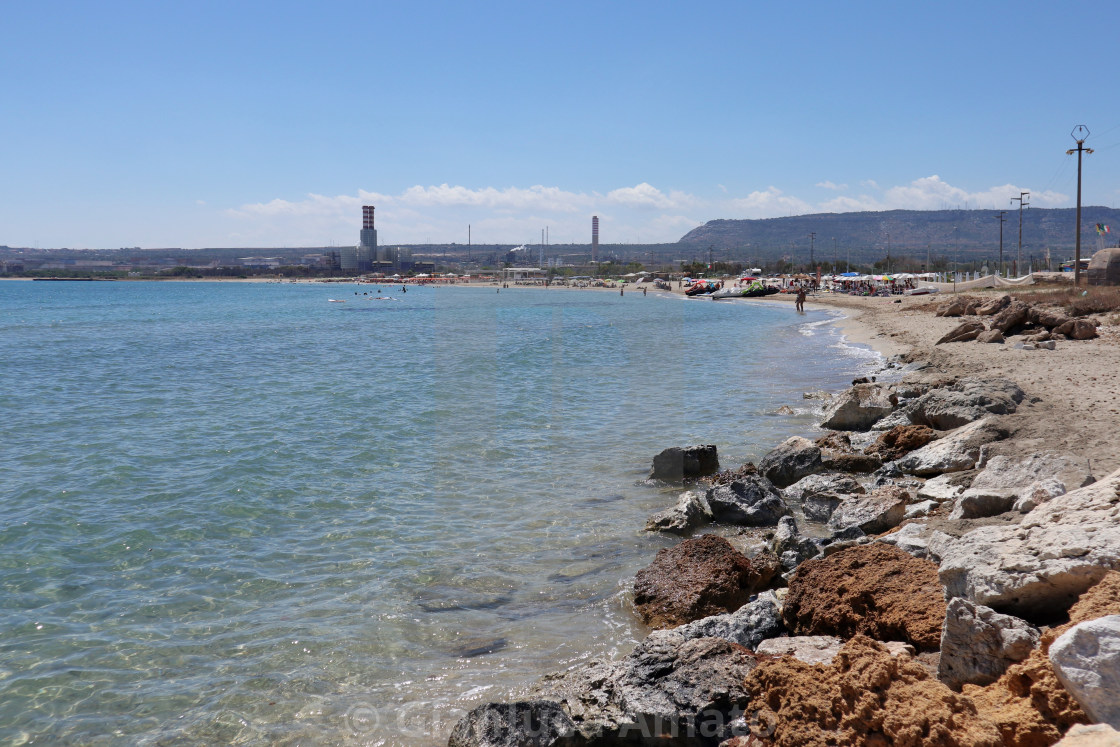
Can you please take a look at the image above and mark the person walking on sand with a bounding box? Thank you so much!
[796,286,806,312]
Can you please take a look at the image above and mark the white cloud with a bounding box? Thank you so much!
[222,176,1072,246]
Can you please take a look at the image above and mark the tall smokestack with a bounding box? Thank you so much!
[592,215,599,263]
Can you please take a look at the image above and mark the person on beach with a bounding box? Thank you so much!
[796,286,806,312]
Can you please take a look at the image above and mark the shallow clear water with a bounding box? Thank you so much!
[0,280,878,745]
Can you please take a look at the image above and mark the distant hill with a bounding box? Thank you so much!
[678,208,1120,265]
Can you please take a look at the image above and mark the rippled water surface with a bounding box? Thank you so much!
[0,280,878,745]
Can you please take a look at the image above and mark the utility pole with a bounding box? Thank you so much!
[1011,191,1030,277]
[995,211,1007,277]
[1066,125,1093,286]
[809,232,816,270]
[886,232,891,275]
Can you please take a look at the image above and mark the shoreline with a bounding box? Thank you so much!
[450,286,1120,745]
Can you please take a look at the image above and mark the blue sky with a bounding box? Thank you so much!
[3,0,1120,249]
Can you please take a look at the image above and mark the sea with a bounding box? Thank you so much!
[0,280,881,746]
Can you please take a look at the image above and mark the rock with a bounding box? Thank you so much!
[1037,339,1057,350]
[706,476,790,526]
[783,472,863,503]
[938,597,1041,690]
[1028,330,1054,342]
[965,643,1090,747]
[670,592,785,651]
[531,634,759,744]
[991,299,1032,334]
[948,453,1081,519]
[1033,306,1073,329]
[876,522,956,562]
[936,297,978,317]
[1055,724,1120,746]
[938,467,1120,618]
[813,431,851,451]
[758,437,822,488]
[644,491,712,534]
[907,377,1026,430]
[904,499,939,520]
[977,328,1005,343]
[770,516,822,571]
[753,635,915,666]
[802,492,841,523]
[1056,318,1100,340]
[448,701,578,747]
[918,472,973,503]
[1013,477,1067,513]
[702,462,758,487]
[633,535,777,628]
[977,294,1011,316]
[820,451,883,473]
[649,444,719,481]
[783,543,947,651]
[743,635,1003,747]
[865,424,937,461]
[937,319,986,344]
[819,383,895,431]
[826,485,909,535]
[1049,615,1120,728]
[896,418,1011,476]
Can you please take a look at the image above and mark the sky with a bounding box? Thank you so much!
[3,0,1120,249]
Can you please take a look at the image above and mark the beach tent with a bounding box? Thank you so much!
[839,272,861,277]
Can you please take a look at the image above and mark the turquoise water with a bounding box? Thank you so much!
[0,280,877,745]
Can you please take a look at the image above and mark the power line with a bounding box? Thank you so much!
[1011,191,1030,276]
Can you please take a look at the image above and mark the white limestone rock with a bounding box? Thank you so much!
[938,597,1040,689]
[1049,615,1120,729]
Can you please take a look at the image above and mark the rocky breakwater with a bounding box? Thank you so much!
[449,364,1120,746]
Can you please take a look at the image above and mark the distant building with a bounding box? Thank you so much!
[343,206,377,272]
[592,216,599,263]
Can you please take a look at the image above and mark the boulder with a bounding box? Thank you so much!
[936,297,978,317]
[757,437,822,488]
[876,522,957,562]
[820,451,883,473]
[814,431,851,451]
[754,635,915,665]
[938,597,1041,690]
[903,499,939,520]
[976,295,1011,316]
[783,543,947,651]
[1049,615,1120,728]
[705,476,790,526]
[1033,306,1073,329]
[865,424,937,461]
[770,516,822,571]
[895,418,1011,476]
[907,377,1026,430]
[937,319,986,344]
[1056,318,1100,340]
[530,634,760,744]
[783,472,863,503]
[644,491,712,534]
[633,535,777,628]
[743,636,1003,747]
[649,444,719,481]
[917,472,973,503]
[448,701,578,747]
[948,453,1081,519]
[1054,724,1120,746]
[669,592,785,651]
[977,329,1005,343]
[819,384,895,431]
[826,485,909,535]
[990,299,1032,333]
[938,467,1120,619]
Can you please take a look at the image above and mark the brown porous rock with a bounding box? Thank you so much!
[632,535,777,629]
[740,635,1003,747]
[782,543,947,651]
[962,572,1120,746]
[814,431,852,451]
[865,424,937,462]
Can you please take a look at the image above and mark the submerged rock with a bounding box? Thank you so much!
[649,444,719,481]
[633,535,777,629]
[644,491,712,534]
